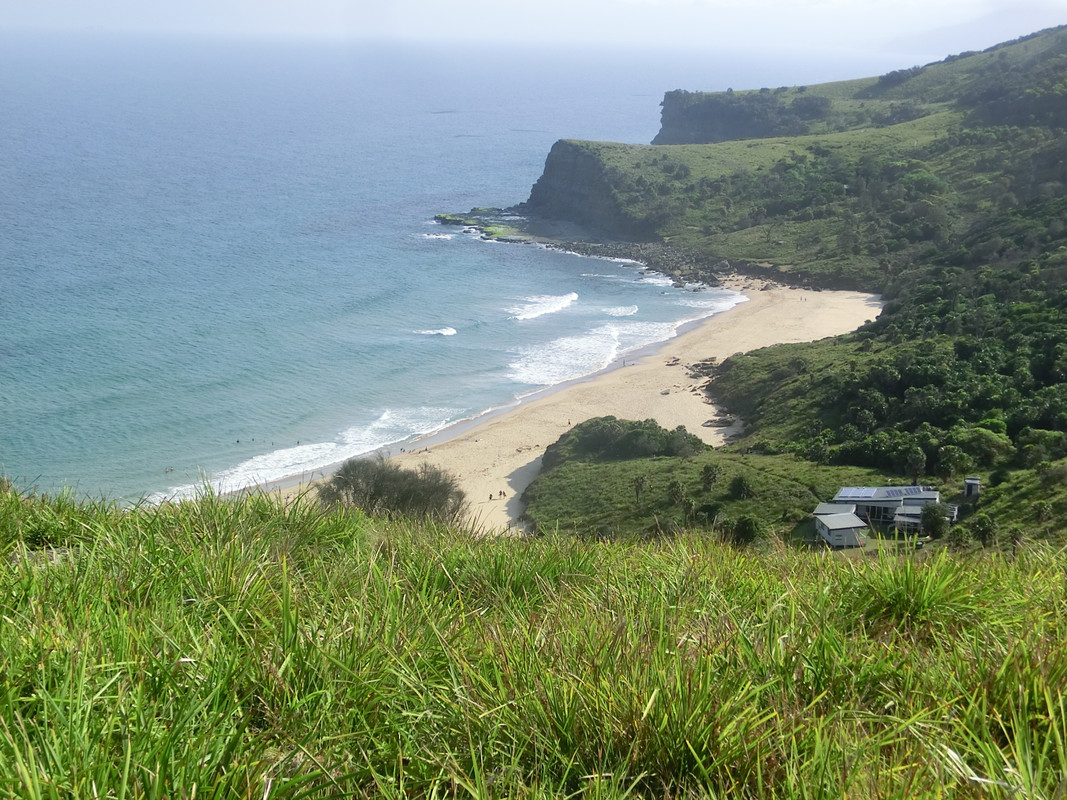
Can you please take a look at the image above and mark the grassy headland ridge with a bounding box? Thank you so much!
[2,482,1065,797]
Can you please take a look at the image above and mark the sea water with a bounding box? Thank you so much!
[0,33,851,502]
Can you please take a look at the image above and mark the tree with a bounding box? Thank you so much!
[969,513,998,548]
[667,479,686,506]
[681,496,696,526]
[920,502,949,539]
[1008,525,1024,557]
[905,445,927,485]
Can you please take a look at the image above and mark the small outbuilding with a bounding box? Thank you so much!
[814,512,868,549]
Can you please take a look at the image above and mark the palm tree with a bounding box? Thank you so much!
[700,463,720,493]
[632,474,648,509]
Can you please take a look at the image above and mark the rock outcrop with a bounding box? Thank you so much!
[520,140,647,239]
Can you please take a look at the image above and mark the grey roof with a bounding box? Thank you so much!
[817,513,867,531]
[814,502,856,516]
[834,486,939,503]
[902,491,941,506]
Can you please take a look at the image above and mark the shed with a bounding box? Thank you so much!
[814,512,868,549]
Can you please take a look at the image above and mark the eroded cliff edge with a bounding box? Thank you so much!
[519,140,651,240]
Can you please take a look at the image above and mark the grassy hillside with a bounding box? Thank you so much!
[2,483,1066,797]
[511,24,1067,538]
[522,26,1067,290]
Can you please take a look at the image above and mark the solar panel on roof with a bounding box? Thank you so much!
[903,486,924,495]
[886,488,904,498]
[839,487,876,499]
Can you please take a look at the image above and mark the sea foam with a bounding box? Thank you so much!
[152,406,461,502]
[506,292,578,320]
[414,327,458,336]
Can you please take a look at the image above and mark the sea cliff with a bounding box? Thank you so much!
[520,140,650,239]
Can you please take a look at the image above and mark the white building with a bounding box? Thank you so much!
[813,512,868,548]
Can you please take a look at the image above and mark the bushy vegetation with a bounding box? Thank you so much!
[318,456,467,525]
[523,419,904,539]
[1,484,1065,797]
[540,416,705,471]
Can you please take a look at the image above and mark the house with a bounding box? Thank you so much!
[813,512,868,548]
[832,486,941,526]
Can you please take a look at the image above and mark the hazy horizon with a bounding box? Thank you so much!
[3,0,1066,71]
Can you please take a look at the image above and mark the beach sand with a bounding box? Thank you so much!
[280,277,881,533]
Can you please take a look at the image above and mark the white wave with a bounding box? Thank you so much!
[634,272,676,288]
[150,406,462,503]
[674,290,748,313]
[506,291,578,321]
[603,305,639,317]
[340,406,459,451]
[507,317,697,388]
[414,327,457,336]
[421,233,455,240]
[508,327,620,386]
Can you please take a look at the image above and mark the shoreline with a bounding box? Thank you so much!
[275,274,882,533]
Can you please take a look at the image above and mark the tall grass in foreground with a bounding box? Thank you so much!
[0,485,1065,797]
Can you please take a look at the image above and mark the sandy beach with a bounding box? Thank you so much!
[281,277,881,532]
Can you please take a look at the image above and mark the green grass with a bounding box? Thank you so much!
[3,483,1064,797]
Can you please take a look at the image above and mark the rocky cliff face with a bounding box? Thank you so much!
[653,89,813,145]
[521,140,640,239]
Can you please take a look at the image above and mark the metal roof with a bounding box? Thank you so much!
[817,513,867,530]
[835,485,937,502]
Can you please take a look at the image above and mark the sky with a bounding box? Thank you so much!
[3,0,1067,66]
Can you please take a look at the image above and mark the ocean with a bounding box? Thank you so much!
[0,33,867,502]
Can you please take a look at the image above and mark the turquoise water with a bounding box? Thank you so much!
[1,34,842,502]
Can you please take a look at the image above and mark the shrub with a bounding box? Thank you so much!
[541,417,705,468]
[729,474,756,500]
[319,456,467,524]
[731,515,763,546]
